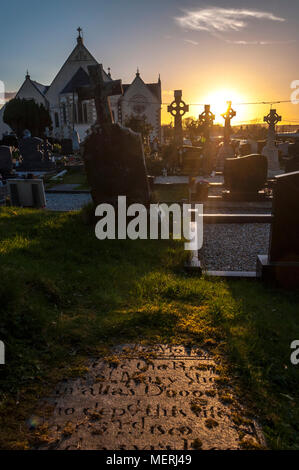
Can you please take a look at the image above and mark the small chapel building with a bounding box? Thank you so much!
[0,29,162,143]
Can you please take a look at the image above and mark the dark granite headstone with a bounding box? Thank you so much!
[19,136,44,169]
[223,154,268,201]
[79,64,150,206]
[257,171,299,288]
[0,145,13,175]
[284,142,299,173]
[84,125,150,205]
[61,139,73,156]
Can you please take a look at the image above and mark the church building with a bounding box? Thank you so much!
[0,28,162,143]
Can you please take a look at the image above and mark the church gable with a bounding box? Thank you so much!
[123,74,159,103]
[45,32,99,105]
[61,67,90,94]
[16,74,48,107]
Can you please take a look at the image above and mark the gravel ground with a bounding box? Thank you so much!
[199,223,270,271]
[46,193,92,211]
[154,175,224,184]
[203,206,272,214]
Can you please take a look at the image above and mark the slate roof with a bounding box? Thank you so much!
[31,81,49,95]
[60,67,91,94]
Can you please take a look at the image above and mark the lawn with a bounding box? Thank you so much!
[45,167,90,190]
[152,183,189,202]
[0,207,299,449]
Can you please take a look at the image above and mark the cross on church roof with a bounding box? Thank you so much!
[77,27,83,44]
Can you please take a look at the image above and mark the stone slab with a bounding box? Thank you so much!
[34,345,264,450]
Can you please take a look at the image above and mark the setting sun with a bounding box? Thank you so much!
[197,89,247,124]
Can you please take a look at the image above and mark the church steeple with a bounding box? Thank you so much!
[136,67,140,78]
[25,70,30,80]
[77,27,83,45]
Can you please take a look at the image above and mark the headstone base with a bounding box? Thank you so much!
[222,190,267,202]
[256,254,299,288]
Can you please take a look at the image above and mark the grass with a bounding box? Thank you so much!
[152,184,189,202]
[45,167,90,190]
[0,207,299,449]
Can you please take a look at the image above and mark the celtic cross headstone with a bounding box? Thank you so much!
[262,108,282,176]
[167,90,189,146]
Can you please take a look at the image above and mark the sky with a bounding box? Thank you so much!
[1,0,299,124]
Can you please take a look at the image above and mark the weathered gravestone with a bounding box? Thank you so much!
[223,154,268,201]
[0,145,13,176]
[79,64,150,206]
[257,171,299,288]
[33,345,264,450]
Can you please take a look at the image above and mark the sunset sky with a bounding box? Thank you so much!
[1,0,299,125]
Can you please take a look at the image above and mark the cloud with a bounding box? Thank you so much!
[175,8,285,33]
[226,39,296,45]
[183,38,199,46]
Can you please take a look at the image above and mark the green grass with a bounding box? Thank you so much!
[46,167,90,190]
[0,207,299,449]
[152,184,189,202]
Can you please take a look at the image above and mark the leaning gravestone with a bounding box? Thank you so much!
[79,64,150,205]
[0,145,13,176]
[32,345,264,450]
[223,154,268,201]
[257,171,299,288]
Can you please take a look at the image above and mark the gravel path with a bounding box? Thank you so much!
[200,223,270,271]
[46,193,91,211]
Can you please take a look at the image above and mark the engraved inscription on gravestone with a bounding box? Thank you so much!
[36,345,263,450]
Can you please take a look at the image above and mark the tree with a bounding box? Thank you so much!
[183,117,201,143]
[3,98,52,138]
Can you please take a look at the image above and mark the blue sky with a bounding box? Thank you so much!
[1,0,299,123]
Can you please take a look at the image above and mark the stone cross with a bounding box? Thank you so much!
[77,64,123,129]
[198,105,215,142]
[221,101,236,144]
[264,109,281,147]
[262,108,282,175]
[167,90,189,145]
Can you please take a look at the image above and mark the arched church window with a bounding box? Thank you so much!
[62,103,67,124]
[130,95,147,114]
[83,103,88,123]
[54,112,59,128]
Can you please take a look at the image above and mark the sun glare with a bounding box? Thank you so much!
[196,89,247,124]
